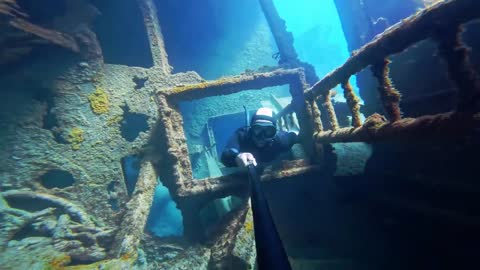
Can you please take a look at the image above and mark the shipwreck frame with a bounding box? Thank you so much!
[113,0,480,265]
[2,0,480,268]
[152,68,321,241]
[302,0,480,147]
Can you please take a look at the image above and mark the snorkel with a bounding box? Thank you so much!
[243,105,250,129]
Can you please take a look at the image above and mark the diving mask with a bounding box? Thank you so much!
[251,125,277,139]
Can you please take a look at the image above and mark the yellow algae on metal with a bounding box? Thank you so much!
[171,77,245,95]
[67,127,84,150]
[88,87,110,114]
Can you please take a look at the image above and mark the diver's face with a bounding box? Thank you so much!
[251,125,276,148]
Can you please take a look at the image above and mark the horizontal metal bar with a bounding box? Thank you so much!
[315,112,480,144]
[177,160,321,199]
[164,68,303,101]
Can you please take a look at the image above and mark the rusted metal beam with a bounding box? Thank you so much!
[111,161,157,258]
[165,69,303,100]
[310,98,323,133]
[177,160,321,199]
[314,111,480,144]
[371,59,402,122]
[257,0,319,85]
[8,19,80,53]
[137,0,172,74]
[341,80,363,127]
[433,25,480,113]
[258,0,298,64]
[260,161,322,181]
[155,94,192,193]
[208,200,255,270]
[1,0,80,56]
[154,94,206,241]
[305,0,480,100]
[178,175,248,199]
[321,91,339,131]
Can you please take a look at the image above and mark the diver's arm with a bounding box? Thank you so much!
[221,148,239,167]
[221,130,242,167]
[223,149,257,167]
[221,128,258,167]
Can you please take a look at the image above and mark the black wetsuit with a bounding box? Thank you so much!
[221,127,298,167]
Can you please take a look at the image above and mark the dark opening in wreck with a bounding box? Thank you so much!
[90,0,154,67]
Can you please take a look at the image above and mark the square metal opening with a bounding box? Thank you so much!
[160,69,309,183]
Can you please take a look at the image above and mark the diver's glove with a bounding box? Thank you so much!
[236,152,257,167]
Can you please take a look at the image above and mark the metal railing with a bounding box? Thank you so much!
[301,0,480,144]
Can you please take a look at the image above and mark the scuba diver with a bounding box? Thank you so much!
[221,106,295,270]
[221,107,298,168]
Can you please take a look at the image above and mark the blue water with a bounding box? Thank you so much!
[146,179,184,237]
[4,0,475,269]
[273,0,362,102]
[157,0,278,79]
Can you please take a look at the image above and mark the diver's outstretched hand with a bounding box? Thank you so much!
[236,152,257,167]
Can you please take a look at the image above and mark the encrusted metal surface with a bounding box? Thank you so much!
[314,112,480,144]
[1,0,478,268]
[305,0,480,100]
[153,67,313,247]
[307,0,480,144]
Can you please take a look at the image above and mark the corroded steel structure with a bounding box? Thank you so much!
[1,0,479,269]
[118,0,480,267]
[302,0,480,145]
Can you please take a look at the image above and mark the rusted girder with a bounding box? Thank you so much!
[177,160,320,200]
[305,0,480,100]
[341,80,363,127]
[111,161,157,258]
[314,112,480,144]
[371,59,402,122]
[310,99,323,133]
[155,94,192,194]
[321,91,339,131]
[208,200,254,270]
[178,175,248,200]
[258,0,298,64]
[433,25,480,113]
[1,0,80,66]
[8,19,80,53]
[257,0,319,85]
[260,160,322,181]
[165,68,303,100]
[137,0,172,73]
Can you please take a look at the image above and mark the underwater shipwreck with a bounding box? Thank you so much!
[1,0,480,269]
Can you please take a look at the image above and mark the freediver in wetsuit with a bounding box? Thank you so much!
[221,107,295,270]
[221,107,298,168]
